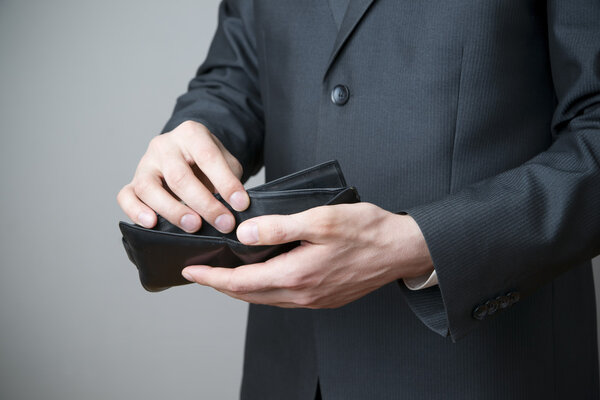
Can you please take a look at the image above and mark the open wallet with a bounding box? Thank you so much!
[119,160,361,292]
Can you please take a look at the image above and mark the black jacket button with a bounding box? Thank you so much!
[485,299,499,315]
[472,304,488,320]
[331,84,350,105]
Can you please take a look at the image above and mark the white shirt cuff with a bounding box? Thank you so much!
[403,270,438,291]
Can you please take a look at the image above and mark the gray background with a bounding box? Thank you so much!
[0,1,598,399]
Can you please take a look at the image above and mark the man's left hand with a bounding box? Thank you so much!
[181,202,434,308]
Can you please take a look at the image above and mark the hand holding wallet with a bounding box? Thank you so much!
[119,160,360,292]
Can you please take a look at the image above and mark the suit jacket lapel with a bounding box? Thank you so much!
[323,0,376,79]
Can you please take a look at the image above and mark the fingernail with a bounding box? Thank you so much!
[237,222,258,244]
[229,190,250,211]
[182,270,194,282]
[180,214,200,232]
[215,214,235,233]
[138,212,154,228]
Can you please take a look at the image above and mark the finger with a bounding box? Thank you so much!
[133,173,202,233]
[216,284,326,309]
[217,288,301,307]
[236,208,330,245]
[181,262,278,293]
[211,136,244,180]
[117,184,157,228]
[160,155,236,233]
[185,132,250,212]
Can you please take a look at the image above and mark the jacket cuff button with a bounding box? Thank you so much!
[496,295,510,309]
[472,304,488,320]
[507,291,521,305]
[485,299,499,315]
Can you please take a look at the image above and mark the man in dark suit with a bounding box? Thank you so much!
[118,0,600,398]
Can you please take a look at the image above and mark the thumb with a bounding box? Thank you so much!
[236,214,307,245]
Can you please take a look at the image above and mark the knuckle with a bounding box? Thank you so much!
[228,158,243,179]
[268,221,288,243]
[295,294,315,307]
[163,166,189,190]
[136,155,159,175]
[138,153,152,167]
[117,185,134,207]
[203,201,227,220]
[179,120,198,131]
[188,120,209,133]
[147,135,164,152]
[227,280,249,294]
[195,146,218,166]
[315,222,334,237]
[314,209,338,236]
[311,205,332,221]
[220,181,241,198]
[362,202,380,216]
[133,177,153,196]
[180,124,203,142]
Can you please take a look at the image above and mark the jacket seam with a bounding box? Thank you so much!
[448,45,465,194]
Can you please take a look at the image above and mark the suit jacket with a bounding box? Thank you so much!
[162,0,600,398]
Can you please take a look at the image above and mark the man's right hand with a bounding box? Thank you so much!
[117,120,249,234]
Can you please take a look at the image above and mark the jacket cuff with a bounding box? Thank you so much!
[400,197,486,342]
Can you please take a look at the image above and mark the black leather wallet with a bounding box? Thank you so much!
[119,160,360,292]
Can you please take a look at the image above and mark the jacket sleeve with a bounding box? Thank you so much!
[398,0,600,342]
[161,0,263,184]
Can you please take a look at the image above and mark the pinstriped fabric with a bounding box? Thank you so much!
[396,283,448,336]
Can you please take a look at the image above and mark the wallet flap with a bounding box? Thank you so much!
[250,160,346,192]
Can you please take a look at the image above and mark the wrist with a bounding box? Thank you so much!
[389,213,435,280]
